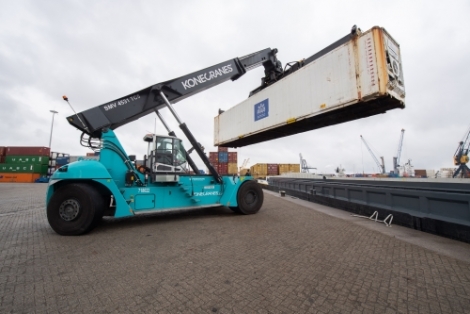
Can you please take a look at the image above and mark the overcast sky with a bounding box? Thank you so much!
[1,0,469,174]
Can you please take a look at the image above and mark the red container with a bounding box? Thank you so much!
[0,156,4,163]
[6,146,51,157]
[0,147,5,156]
[228,152,238,163]
[209,152,218,163]
[267,164,279,175]
[218,146,228,152]
[218,163,228,175]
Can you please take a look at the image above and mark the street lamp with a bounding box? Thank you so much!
[49,110,58,149]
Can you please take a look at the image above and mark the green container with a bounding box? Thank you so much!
[0,163,48,174]
[5,156,50,165]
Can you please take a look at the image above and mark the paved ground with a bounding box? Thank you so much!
[1,183,470,313]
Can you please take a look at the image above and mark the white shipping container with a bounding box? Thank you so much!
[215,26,405,147]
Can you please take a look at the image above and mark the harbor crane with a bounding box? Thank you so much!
[360,135,386,174]
[393,129,405,174]
[299,153,316,173]
[239,158,250,173]
[453,125,470,178]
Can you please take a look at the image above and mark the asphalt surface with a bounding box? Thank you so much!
[0,183,470,313]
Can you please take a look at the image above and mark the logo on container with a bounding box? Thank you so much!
[254,99,269,121]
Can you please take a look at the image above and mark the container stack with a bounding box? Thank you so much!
[0,146,50,183]
[249,163,300,178]
[48,152,70,177]
[207,147,238,175]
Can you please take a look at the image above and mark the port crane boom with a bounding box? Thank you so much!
[299,153,316,173]
[453,125,470,178]
[393,129,405,174]
[360,135,385,174]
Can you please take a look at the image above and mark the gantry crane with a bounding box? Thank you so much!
[360,135,386,174]
[239,158,250,173]
[453,125,470,178]
[299,153,316,173]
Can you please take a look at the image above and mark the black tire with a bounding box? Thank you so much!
[47,183,104,236]
[236,180,264,215]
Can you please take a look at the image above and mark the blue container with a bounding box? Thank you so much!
[56,156,70,166]
[218,152,228,163]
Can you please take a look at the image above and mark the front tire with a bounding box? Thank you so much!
[235,180,264,215]
[47,183,104,236]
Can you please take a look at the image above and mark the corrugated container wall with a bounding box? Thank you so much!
[5,156,49,165]
[0,156,4,163]
[279,164,301,175]
[0,164,48,174]
[228,152,237,163]
[209,152,218,163]
[250,164,268,178]
[0,147,5,156]
[267,164,279,175]
[217,147,228,152]
[0,173,41,183]
[218,152,228,163]
[228,163,238,174]
[6,147,51,156]
[214,26,406,147]
[218,163,228,175]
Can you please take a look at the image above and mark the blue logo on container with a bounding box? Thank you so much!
[254,99,269,121]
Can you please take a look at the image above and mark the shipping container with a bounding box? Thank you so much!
[50,152,69,159]
[0,156,4,163]
[0,173,41,183]
[208,152,218,163]
[250,164,268,177]
[279,164,300,175]
[56,156,70,166]
[5,155,50,165]
[218,163,228,175]
[208,163,223,175]
[0,147,5,156]
[228,152,238,163]
[267,163,279,175]
[228,162,238,175]
[0,164,48,174]
[414,169,427,177]
[86,152,95,156]
[426,169,436,178]
[214,26,405,147]
[217,146,228,152]
[6,146,51,156]
[218,152,228,163]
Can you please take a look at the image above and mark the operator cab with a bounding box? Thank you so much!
[143,134,187,177]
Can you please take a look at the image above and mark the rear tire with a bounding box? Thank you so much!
[235,180,264,215]
[47,183,104,236]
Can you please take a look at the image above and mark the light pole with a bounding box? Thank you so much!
[49,110,58,149]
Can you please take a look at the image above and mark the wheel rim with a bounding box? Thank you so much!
[245,190,257,205]
[59,199,80,221]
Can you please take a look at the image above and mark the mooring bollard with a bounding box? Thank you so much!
[280,190,285,197]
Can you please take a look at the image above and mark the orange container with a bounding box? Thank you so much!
[0,173,41,183]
